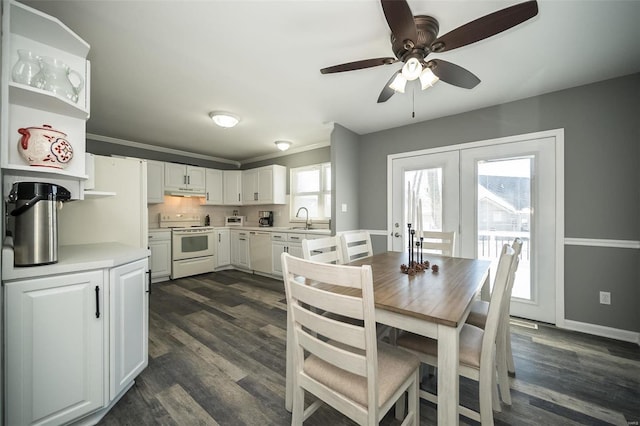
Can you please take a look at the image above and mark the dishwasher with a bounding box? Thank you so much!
[249,231,272,274]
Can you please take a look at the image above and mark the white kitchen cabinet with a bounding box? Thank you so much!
[242,165,286,204]
[5,270,105,426]
[271,232,317,276]
[203,168,224,205]
[223,170,242,205]
[147,160,165,204]
[164,163,206,193]
[109,259,149,400]
[216,229,231,267]
[1,1,91,199]
[231,230,250,270]
[148,230,171,283]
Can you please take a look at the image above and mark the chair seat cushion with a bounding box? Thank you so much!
[304,341,420,408]
[396,324,485,369]
[466,300,489,329]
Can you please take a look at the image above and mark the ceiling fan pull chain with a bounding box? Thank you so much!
[412,88,415,119]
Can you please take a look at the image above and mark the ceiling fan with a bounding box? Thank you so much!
[320,0,539,103]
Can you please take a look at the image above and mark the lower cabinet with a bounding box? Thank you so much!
[5,270,105,426]
[109,259,149,400]
[4,258,150,426]
[231,230,250,270]
[271,233,308,276]
[149,229,171,283]
[216,229,231,267]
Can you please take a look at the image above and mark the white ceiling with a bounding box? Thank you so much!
[22,0,640,163]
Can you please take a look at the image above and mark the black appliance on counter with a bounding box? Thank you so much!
[258,210,274,227]
[8,182,71,266]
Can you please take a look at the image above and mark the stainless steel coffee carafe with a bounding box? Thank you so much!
[8,182,71,266]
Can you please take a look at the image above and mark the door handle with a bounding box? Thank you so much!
[394,232,401,237]
[146,270,152,294]
[95,286,100,318]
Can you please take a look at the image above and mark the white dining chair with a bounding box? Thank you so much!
[340,231,373,263]
[301,236,344,264]
[420,230,456,257]
[395,245,516,426]
[466,238,522,405]
[282,253,420,425]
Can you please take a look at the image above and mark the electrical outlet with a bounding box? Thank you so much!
[599,291,611,305]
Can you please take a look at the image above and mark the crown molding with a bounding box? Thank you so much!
[86,133,241,167]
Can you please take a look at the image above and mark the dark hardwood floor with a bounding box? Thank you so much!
[98,270,640,426]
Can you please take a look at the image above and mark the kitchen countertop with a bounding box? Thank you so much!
[2,241,150,282]
[148,226,331,235]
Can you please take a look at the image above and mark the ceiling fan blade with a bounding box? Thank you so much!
[381,0,418,49]
[428,59,480,89]
[431,0,538,53]
[377,70,401,103]
[320,57,397,74]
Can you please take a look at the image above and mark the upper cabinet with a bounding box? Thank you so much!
[146,160,165,204]
[203,168,223,205]
[223,170,242,205]
[1,1,91,198]
[164,163,205,193]
[242,165,286,205]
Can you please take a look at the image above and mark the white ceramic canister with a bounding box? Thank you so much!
[17,124,74,169]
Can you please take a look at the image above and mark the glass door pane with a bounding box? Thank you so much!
[477,157,532,300]
[405,168,443,233]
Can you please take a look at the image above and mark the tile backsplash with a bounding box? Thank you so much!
[148,195,314,228]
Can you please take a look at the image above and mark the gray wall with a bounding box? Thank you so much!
[354,73,640,333]
[331,124,360,233]
[86,139,238,169]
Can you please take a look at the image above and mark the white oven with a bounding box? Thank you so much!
[171,227,215,279]
[172,227,214,260]
[159,213,216,279]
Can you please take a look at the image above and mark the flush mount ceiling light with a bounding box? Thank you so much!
[275,140,292,151]
[209,111,240,128]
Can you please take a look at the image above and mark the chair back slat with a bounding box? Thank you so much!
[297,330,367,377]
[420,231,456,256]
[302,236,344,264]
[292,304,366,349]
[285,255,363,289]
[340,231,373,262]
[290,282,364,322]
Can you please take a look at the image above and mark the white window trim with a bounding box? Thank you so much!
[290,162,331,222]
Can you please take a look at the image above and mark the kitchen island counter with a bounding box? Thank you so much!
[2,241,149,282]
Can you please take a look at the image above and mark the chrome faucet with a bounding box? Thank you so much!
[295,207,310,230]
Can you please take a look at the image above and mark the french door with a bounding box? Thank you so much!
[389,133,560,323]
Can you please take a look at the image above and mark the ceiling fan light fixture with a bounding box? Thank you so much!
[419,67,439,90]
[275,140,292,151]
[401,57,423,81]
[209,111,240,128]
[389,73,407,93]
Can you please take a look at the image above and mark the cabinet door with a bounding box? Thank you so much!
[149,239,171,280]
[110,259,149,400]
[204,169,224,205]
[257,167,273,202]
[147,160,165,204]
[242,169,258,203]
[223,170,242,205]
[186,166,206,191]
[216,230,231,266]
[230,231,240,265]
[5,271,105,426]
[272,242,287,275]
[288,243,303,259]
[238,234,250,269]
[165,163,187,190]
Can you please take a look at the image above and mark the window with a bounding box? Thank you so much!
[290,163,331,220]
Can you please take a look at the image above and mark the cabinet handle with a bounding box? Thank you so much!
[146,270,152,294]
[206,192,209,201]
[188,175,191,185]
[218,234,221,242]
[184,175,187,184]
[254,192,258,201]
[238,193,240,202]
[95,286,100,318]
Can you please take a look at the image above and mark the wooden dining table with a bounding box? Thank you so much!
[284,251,492,425]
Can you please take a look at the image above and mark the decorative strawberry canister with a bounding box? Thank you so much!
[17,124,73,169]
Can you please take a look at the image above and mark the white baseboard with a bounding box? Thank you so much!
[560,319,640,346]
